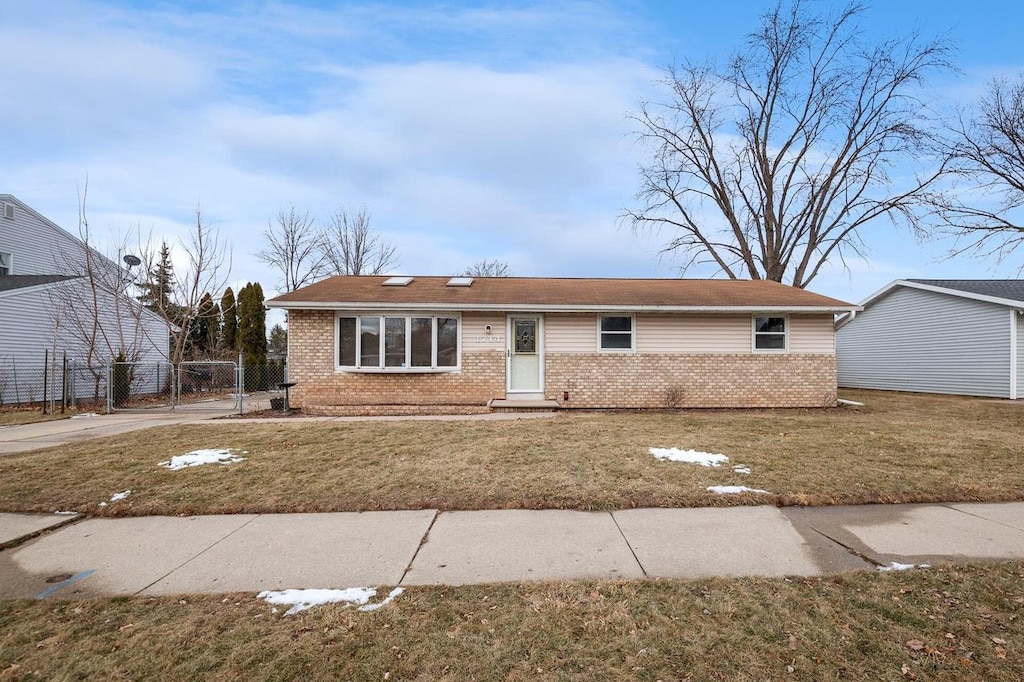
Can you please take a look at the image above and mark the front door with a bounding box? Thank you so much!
[507,315,543,397]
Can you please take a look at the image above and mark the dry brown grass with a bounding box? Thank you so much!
[1,562,1022,680]
[0,410,66,427]
[0,389,1022,516]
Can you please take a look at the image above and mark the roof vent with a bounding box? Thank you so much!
[447,277,473,287]
[383,276,414,286]
[2,203,13,220]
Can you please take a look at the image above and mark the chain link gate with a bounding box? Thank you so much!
[177,361,242,411]
[107,361,175,412]
[106,360,241,413]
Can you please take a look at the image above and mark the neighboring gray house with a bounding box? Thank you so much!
[836,279,1024,399]
[0,194,170,404]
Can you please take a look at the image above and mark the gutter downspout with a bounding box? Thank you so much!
[1011,309,1019,400]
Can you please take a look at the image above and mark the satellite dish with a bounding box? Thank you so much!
[123,254,142,267]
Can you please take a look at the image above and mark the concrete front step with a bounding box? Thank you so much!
[487,399,561,412]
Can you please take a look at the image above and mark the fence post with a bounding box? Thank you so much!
[106,361,113,414]
[237,353,243,415]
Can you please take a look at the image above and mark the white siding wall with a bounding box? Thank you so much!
[0,197,92,275]
[837,286,1012,398]
[544,313,835,354]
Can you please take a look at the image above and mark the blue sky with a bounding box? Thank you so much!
[3,0,1023,307]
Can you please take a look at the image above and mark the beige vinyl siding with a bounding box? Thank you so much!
[544,313,836,354]
[461,312,505,352]
[545,314,597,352]
[636,315,749,353]
[788,315,835,354]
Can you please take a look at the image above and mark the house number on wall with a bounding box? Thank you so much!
[474,335,504,343]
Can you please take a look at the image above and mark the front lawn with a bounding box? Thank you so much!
[1,563,1021,680]
[0,390,1021,515]
[0,410,66,427]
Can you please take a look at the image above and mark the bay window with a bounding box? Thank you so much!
[339,315,460,370]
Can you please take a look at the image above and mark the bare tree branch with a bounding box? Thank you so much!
[626,0,952,288]
[256,207,329,292]
[931,75,1024,268]
[322,207,398,276]
[461,259,513,277]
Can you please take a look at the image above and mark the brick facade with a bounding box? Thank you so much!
[288,310,504,413]
[545,353,837,409]
[288,310,837,412]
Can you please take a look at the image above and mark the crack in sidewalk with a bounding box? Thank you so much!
[398,510,439,585]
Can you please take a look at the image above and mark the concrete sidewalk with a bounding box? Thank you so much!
[2,502,1022,600]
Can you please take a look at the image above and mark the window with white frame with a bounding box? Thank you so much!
[599,315,634,350]
[753,316,787,350]
[0,252,10,276]
[338,315,459,369]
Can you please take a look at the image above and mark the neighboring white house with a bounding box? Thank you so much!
[836,279,1024,399]
[0,194,170,404]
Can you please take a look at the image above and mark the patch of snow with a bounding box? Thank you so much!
[707,485,770,495]
[54,511,77,516]
[258,587,404,616]
[98,502,107,507]
[837,399,864,407]
[649,447,729,467]
[878,562,929,572]
[731,465,752,475]
[359,587,405,612]
[109,490,131,502]
[70,413,98,419]
[159,448,246,471]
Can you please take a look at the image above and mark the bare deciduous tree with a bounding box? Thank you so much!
[256,206,328,292]
[47,184,165,402]
[934,76,1024,265]
[141,206,232,364]
[626,0,952,288]
[461,259,513,277]
[323,207,398,276]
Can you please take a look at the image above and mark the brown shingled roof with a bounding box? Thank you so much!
[268,276,856,312]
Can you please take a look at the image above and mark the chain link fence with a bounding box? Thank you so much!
[0,353,289,416]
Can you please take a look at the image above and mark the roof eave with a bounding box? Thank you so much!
[267,300,859,314]
[857,279,1024,311]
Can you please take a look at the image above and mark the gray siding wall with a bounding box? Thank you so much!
[0,280,169,400]
[0,197,90,276]
[837,286,1012,398]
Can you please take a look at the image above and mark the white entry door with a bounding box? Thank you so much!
[507,315,543,397]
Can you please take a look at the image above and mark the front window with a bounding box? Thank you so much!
[0,252,10,276]
[599,315,634,350]
[753,316,787,350]
[339,315,460,369]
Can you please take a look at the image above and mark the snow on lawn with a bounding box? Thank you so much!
[649,447,730,467]
[258,587,405,616]
[878,562,931,572]
[707,485,771,495]
[99,490,131,506]
[650,447,754,474]
[159,448,246,471]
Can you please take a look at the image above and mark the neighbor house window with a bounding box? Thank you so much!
[0,252,10,276]
[599,315,634,350]
[753,316,787,350]
[338,315,460,369]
